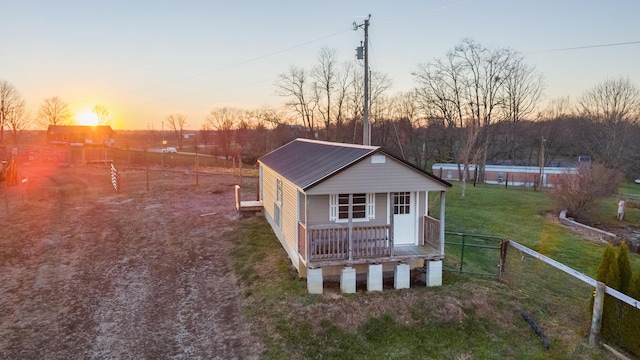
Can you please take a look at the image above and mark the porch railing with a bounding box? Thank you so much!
[423,215,441,252]
[302,224,391,261]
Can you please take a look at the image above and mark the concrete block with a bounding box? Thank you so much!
[394,263,411,289]
[307,267,323,294]
[367,263,383,292]
[425,260,442,287]
[340,267,356,294]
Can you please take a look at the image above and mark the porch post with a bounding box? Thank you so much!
[305,193,309,262]
[439,191,446,256]
[389,193,394,256]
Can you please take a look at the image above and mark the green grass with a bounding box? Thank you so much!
[441,183,640,276]
[231,210,619,359]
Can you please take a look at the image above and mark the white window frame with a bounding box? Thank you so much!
[329,193,375,223]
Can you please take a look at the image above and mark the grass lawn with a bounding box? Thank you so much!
[231,181,640,359]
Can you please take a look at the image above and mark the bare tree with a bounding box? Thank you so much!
[542,96,574,119]
[92,104,111,126]
[6,100,30,145]
[0,80,25,143]
[332,63,355,142]
[577,77,640,124]
[502,58,545,162]
[312,47,338,139]
[413,38,523,181]
[577,78,640,170]
[206,107,237,160]
[275,65,316,133]
[37,96,72,128]
[166,113,188,149]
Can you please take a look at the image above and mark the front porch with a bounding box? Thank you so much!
[298,215,443,268]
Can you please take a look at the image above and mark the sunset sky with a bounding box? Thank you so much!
[2,0,639,130]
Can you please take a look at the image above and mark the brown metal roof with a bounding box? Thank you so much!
[258,138,451,190]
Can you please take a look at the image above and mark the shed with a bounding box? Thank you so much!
[258,138,451,293]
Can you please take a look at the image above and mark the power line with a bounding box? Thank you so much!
[111,28,353,99]
[523,40,640,55]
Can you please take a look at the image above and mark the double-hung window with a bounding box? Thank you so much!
[274,178,283,227]
[330,193,375,222]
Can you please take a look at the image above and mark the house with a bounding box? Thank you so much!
[46,125,115,147]
[258,139,451,294]
[432,163,578,188]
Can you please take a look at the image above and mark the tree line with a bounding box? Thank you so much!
[2,38,640,180]
[0,82,112,145]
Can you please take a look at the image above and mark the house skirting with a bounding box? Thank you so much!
[306,259,443,294]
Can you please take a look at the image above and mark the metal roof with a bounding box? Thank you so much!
[259,138,451,190]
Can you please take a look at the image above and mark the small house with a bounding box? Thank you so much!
[258,139,451,294]
[46,125,115,147]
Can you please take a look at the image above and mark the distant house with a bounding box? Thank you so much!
[258,139,451,294]
[432,163,578,188]
[46,125,115,147]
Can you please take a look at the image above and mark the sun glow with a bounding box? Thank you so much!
[75,109,100,126]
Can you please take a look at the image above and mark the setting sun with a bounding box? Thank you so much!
[75,109,100,126]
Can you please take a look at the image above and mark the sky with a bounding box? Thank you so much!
[2,0,639,130]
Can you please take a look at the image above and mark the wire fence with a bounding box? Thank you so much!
[444,231,639,357]
[444,232,503,277]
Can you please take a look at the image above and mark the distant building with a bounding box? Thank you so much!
[46,125,115,147]
[432,163,578,188]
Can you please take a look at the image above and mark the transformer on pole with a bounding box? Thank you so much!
[354,14,371,145]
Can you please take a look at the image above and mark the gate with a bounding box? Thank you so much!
[444,231,504,277]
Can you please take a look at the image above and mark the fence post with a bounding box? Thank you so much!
[499,239,509,280]
[459,235,466,272]
[589,281,606,346]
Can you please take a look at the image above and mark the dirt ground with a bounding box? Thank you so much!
[0,163,263,359]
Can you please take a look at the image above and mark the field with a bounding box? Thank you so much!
[0,162,631,359]
[0,163,263,359]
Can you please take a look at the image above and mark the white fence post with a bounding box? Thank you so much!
[589,281,606,346]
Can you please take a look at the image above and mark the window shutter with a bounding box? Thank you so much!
[329,194,338,221]
[367,193,375,219]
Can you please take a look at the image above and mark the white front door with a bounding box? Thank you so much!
[393,192,415,245]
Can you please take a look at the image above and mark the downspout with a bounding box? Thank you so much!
[439,191,446,256]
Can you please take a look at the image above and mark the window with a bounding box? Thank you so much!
[393,192,411,215]
[330,193,375,222]
[276,178,283,204]
[274,178,283,227]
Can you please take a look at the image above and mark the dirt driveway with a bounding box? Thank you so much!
[0,164,262,359]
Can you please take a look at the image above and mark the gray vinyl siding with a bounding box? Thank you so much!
[307,193,389,227]
[307,195,330,226]
[306,155,448,195]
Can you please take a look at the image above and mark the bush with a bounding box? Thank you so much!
[550,163,623,218]
[595,244,620,343]
[620,270,640,356]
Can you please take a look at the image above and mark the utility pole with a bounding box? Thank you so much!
[538,137,546,189]
[354,14,371,145]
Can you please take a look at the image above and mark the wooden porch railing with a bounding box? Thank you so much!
[302,224,391,261]
[423,215,441,252]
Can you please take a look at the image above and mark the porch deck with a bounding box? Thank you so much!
[298,217,443,267]
[234,185,263,214]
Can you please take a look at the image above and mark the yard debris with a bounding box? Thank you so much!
[521,310,550,350]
